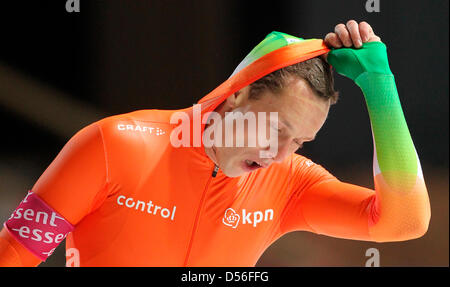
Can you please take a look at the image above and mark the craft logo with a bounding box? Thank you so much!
[117,124,166,136]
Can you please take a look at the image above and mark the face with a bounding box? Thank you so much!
[204,76,331,177]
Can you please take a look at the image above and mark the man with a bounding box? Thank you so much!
[0,20,430,266]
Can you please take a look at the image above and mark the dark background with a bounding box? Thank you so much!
[0,0,447,266]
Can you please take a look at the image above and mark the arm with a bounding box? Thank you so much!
[0,122,109,266]
[280,21,430,242]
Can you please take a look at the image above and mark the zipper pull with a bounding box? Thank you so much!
[212,165,219,177]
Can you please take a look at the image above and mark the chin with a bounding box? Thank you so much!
[221,168,244,178]
[219,162,244,178]
[221,162,259,178]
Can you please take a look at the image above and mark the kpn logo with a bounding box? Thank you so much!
[222,208,274,229]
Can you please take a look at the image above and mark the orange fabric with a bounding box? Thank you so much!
[0,228,41,266]
[0,108,420,266]
[0,108,428,266]
[0,110,345,266]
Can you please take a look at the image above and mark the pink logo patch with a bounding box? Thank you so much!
[4,191,74,261]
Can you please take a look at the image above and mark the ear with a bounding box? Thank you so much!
[224,90,240,109]
[229,86,250,106]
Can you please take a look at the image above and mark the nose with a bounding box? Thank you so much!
[260,137,291,163]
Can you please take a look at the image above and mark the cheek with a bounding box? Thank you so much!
[216,147,241,166]
[312,108,330,131]
[244,123,259,148]
[299,112,328,137]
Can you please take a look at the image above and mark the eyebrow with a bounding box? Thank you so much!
[280,119,316,141]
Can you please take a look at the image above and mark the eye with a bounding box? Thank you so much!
[270,123,282,133]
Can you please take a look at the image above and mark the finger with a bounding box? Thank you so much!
[359,21,372,42]
[346,20,362,48]
[334,23,352,47]
[360,21,382,42]
[367,35,382,42]
[324,32,343,48]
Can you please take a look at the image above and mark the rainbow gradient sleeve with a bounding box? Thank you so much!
[328,42,431,241]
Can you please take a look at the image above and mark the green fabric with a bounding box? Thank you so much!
[328,42,418,182]
[327,42,393,80]
[230,31,315,77]
[358,73,418,176]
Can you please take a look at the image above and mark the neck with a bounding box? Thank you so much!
[202,99,230,167]
[204,143,218,166]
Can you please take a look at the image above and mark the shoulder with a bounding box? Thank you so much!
[289,153,317,169]
[86,109,179,185]
[271,153,337,184]
[91,109,178,147]
[96,109,174,133]
[269,153,318,173]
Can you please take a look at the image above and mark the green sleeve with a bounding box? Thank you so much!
[327,42,421,190]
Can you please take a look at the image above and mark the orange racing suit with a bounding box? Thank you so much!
[0,34,430,266]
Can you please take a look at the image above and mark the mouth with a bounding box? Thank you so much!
[242,159,269,172]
